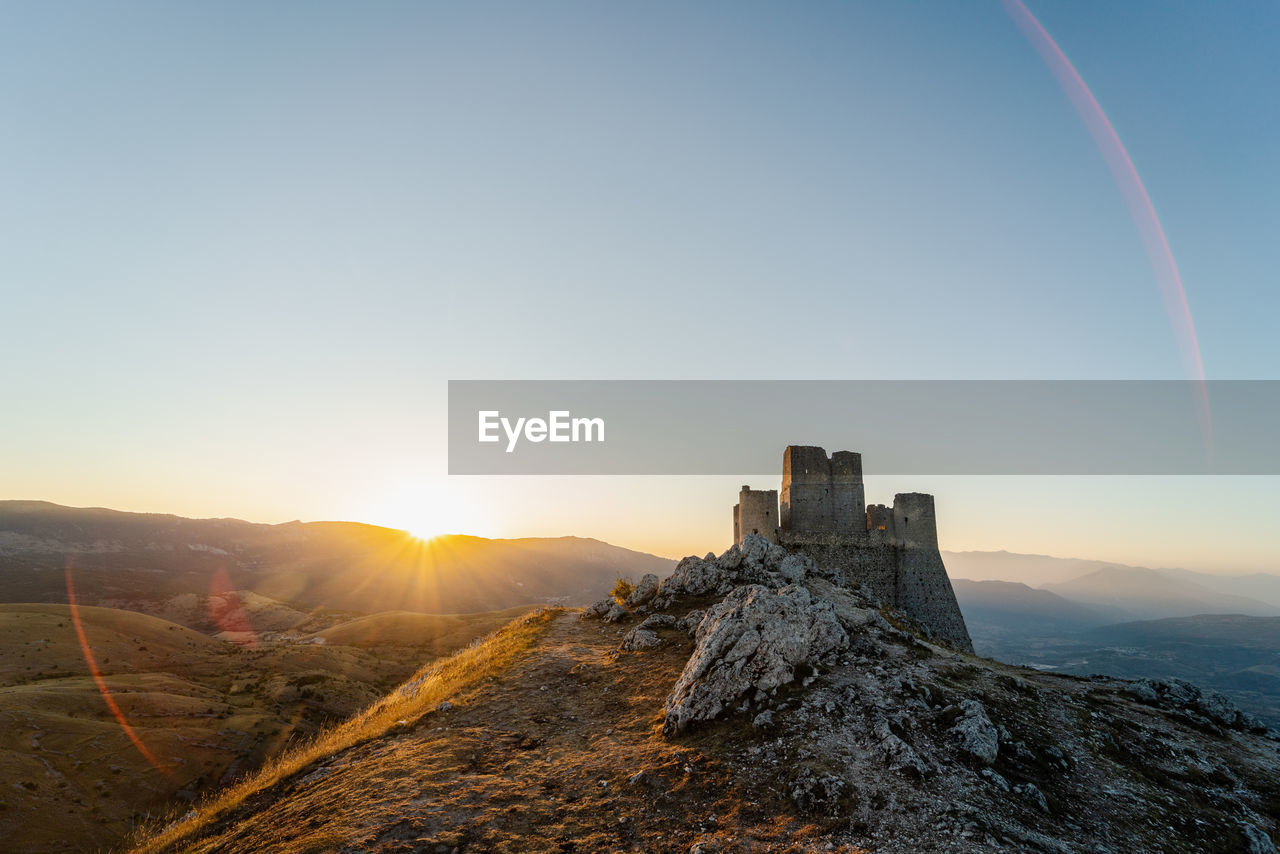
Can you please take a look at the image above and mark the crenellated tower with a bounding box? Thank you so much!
[732,445,973,653]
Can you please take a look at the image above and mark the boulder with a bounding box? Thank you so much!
[662,584,848,735]
[657,535,820,606]
[603,603,629,623]
[661,555,726,598]
[625,573,660,608]
[581,598,615,620]
[1014,782,1050,813]
[638,613,676,630]
[950,700,999,765]
[620,627,660,651]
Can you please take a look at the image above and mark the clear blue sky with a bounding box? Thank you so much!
[2,1,1278,570]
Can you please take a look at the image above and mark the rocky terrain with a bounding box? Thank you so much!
[137,535,1280,853]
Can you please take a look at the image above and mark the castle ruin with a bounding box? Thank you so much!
[733,445,973,652]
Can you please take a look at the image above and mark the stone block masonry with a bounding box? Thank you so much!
[734,446,973,653]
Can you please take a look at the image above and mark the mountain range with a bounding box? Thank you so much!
[0,500,674,616]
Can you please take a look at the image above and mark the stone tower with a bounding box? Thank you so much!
[732,445,973,653]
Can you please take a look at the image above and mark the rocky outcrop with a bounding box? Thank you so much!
[652,535,826,609]
[580,598,614,620]
[620,627,659,651]
[674,609,704,637]
[619,614,676,652]
[1131,678,1268,732]
[662,584,847,735]
[624,573,659,608]
[950,699,999,765]
[580,536,1280,852]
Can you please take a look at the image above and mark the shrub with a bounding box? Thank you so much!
[610,577,636,604]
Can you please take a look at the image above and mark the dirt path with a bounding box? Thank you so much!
[184,610,852,854]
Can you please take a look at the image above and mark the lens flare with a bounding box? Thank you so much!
[1002,0,1212,451]
[65,564,174,778]
[209,566,258,647]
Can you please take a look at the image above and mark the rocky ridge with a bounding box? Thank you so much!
[585,535,1280,853]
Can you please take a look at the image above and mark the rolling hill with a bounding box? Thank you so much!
[0,602,547,853]
[0,501,675,616]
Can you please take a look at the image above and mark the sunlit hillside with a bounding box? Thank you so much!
[0,602,543,853]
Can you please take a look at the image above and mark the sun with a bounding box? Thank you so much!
[357,479,491,542]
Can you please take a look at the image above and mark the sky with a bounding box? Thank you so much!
[1,1,1278,571]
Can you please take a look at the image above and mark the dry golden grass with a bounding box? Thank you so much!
[122,607,865,853]
[299,605,537,652]
[127,607,562,854]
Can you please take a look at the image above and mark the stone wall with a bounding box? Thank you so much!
[779,532,899,605]
[780,445,865,534]
[896,547,973,652]
[866,503,894,536]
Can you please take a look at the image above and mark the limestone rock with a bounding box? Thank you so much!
[1134,678,1261,730]
[950,700,999,765]
[661,555,725,598]
[638,613,676,630]
[603,603,629,623]
[624,573,660,608]
[656,535,822,607]
[789,768,848,816]
[1243,823,1278,854]
[777,553,811,584]
[581,598,614,620]
[1014,782,1049,813]
[620,627,660,651]
[675,609,705,637]
[662,584,848,735]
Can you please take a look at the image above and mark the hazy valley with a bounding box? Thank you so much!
[948,551,1280,727]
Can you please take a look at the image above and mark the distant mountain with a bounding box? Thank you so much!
[952,579,1131,629]
[1043,566,1280,620]
[942,550,1134,587]
[0,501,675,615]
[945,549,1280,615]
[1158,567,1280,610]
[950,578,1132,660]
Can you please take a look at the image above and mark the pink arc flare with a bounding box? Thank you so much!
[65,565,174,779]
[1002,0,1212,450]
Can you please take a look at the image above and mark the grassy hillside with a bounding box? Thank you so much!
[0,603,528,853]
[302,606,537,652]
[128,607,811,854]
[129,608,563,854]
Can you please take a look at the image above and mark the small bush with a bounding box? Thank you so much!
[610,577,636,604]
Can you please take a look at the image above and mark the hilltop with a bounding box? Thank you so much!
[131,537,1280,854]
